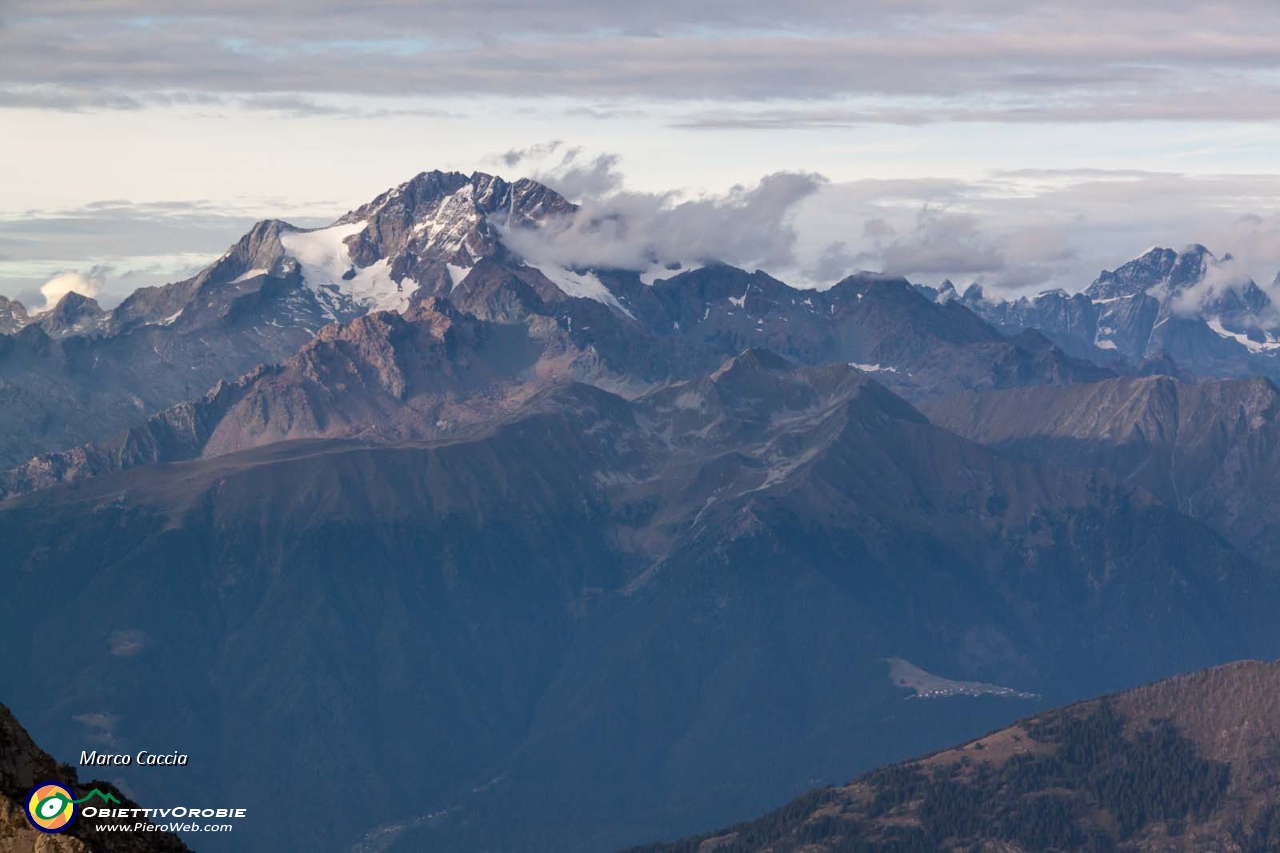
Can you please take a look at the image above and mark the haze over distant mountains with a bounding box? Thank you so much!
[6,169,1280,853]
[2,172,1276,481]
[949,243,1280,377]
[0,169,1118,478]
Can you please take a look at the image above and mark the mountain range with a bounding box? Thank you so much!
[947,244,1280,379]
[0,169,1117,474]
[6,170,1280,852]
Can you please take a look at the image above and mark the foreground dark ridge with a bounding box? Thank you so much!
[0,702,191,852]
[626,660,1280,853]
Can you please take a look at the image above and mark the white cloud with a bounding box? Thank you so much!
[39,268,104,311]
[496,159,1280,294]
[492,142,625,200]
[786,170,1280,293]
[870,208,1006,278]
[10,155,1280,304]
[499,167,827,276]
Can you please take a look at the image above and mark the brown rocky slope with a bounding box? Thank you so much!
[627,659,1280,853]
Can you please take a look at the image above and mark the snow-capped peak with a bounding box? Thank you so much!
[265,171,581,315]
[1085,244,1216,301]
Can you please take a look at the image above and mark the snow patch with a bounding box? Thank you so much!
[446,264,470,289]
[534,263,634,317]
[888,658,1038,700]
[1207,316,1280,353]
[231,268,269,284]
[280,221,411,313]
[850,362,899,374]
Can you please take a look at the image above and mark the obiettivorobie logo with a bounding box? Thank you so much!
[25,783,247,835]
[25,782,120,833]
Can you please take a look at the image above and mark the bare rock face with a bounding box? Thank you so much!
[1097,290,1162,360]
[37,293,107,339]
[1085,245,1214,301]
[0,704,190,853]
[446,258,569,322]
[0,299,562,495]
[103,220,300,335]
[0,297,28,336]
[0,365,275,499]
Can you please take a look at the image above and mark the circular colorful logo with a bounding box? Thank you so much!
[25,782,76,833]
